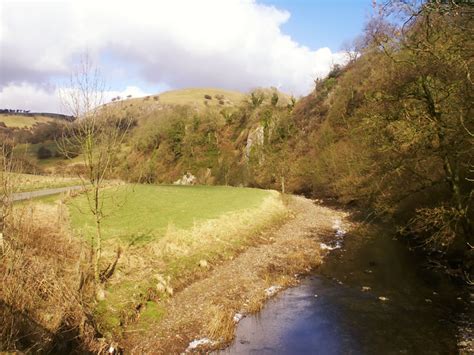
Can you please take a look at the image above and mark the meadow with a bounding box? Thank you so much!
[67,184,287,336]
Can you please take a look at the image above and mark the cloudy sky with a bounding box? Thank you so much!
[0,0,373,113]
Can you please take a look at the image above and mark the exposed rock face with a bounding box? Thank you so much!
[173,172,197,185]
[245,125,265,161]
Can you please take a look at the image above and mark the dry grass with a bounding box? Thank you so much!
[0,202,97,352]
[206,305,235,343]
[243,290,267,314]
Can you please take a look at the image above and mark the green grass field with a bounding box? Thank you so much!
[67,184,286,336]
[0,114,53,128]
[69,184,273,242]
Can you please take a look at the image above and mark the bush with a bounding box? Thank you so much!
[37,145,53,159]
[204,94,212,100]
[271,92,279,106]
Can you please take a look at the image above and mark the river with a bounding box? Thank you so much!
[221,222,473,354]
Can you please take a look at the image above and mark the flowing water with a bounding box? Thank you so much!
[222,222,473,354]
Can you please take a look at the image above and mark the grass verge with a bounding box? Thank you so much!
[11,173,80,193]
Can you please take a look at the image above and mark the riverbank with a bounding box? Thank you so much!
[223,217,473,354]
[119,195,350,353]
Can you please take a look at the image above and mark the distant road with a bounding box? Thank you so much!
[12,185,83,202]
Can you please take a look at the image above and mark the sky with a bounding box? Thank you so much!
[0,0,373,113]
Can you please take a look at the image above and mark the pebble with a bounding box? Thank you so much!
[361,286,371,292]
[265,285,281,297]
[233,313,244,323]
[378,296,389,302]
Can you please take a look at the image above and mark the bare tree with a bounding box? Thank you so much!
[59,55,133,290]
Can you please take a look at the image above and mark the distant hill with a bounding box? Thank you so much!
[157,87,247,108]
[0,111,74,129]
[107,87,292,114]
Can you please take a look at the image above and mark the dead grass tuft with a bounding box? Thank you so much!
[205,305,235,343]
[244,291,267,314]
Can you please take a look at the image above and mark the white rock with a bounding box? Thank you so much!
[332,219,342,230]
[361,286,371,292]
[378,296,389,302]
[320,243,340,251]
[174,172,197,185]
[186,338,214,352]
[265,285,281,297]
[233,313,244,323]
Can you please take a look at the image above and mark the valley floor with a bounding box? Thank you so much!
[120,195,349,353]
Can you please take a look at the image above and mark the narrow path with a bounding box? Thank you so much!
[12,185,83,202]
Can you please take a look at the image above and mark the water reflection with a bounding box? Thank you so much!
[222,227,470,354]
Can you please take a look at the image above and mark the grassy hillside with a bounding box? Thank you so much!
[0,114,54,128]
[110,88,246,114]
[106,87,292,118]
[158,87,246,108]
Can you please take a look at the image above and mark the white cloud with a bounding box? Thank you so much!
[0,82,150,113]
[0,83,62,112]
[1,0,348,111]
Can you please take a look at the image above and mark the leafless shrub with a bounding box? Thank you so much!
[400,205,461,251]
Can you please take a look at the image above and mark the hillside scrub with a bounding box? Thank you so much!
[112,1,472,279]
[295,1,472,276]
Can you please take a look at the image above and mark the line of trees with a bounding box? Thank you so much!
[0,109,30,114]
